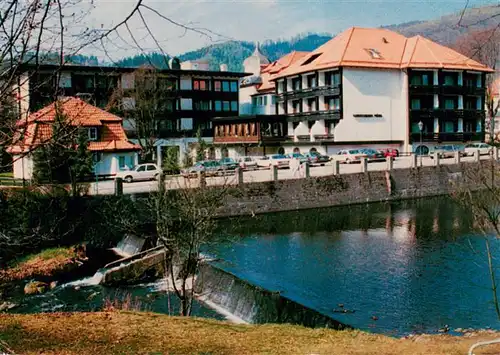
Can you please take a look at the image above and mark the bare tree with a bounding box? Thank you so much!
[108,67,177,162]
[454,27,500,142]
[152,177,230,316]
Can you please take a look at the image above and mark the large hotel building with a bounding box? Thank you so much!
[215,27,493,157]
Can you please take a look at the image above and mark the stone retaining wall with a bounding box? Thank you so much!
[215,161,494,217]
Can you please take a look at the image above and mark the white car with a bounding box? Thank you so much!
[237,156,259,170]
[464,143,492,157]
[115,163,162,183]
[257,154,289,169]
[331,149,368,164]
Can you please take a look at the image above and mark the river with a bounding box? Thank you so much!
[211,197,500,335]
[8,197,500,336]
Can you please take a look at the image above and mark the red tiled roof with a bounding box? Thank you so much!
[256,51,309,93]
[273,27,493,79]
[8,97,140,154]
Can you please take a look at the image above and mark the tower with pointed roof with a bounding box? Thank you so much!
[243,42,270,77]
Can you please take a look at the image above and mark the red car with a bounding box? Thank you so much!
[380,148,399,158]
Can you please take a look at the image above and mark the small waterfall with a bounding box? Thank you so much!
[62,270,104,288]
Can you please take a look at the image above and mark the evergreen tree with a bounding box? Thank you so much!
[33,104,93,193]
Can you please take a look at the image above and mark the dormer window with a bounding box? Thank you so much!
[88,127,98,141]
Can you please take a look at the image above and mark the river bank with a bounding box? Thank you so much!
[0,311,499,354]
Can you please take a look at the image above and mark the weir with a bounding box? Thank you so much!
[197,263,349,329]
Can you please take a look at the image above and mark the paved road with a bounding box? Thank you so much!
[89,154,490,196]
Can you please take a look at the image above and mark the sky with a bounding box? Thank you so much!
[82,0,499,59]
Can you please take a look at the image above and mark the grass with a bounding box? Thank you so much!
[0,247,76,283]
[0,312,500,354]
[0,172,13,178]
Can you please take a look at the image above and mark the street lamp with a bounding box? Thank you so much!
[418,121,424,166]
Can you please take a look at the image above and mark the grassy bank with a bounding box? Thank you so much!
[1,312,499,354]
[0,247,77,284]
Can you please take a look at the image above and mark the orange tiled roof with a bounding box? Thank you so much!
[8,97,140,154]
[18,96,122,127]
[273,27,493,79]
[256,51,309,93]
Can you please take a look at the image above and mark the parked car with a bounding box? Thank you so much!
[286,153,309,163]
[181,160,223,178]
[219,157,239,170]
[115,163,162,183]
[430,145,464,159]
[237,156,259,170]
[255,156,271,168]
[464,143,492,156]
[332,149,368,164]
[304,151,330,166]
[267,154,290,169]
[361,148,386,162]
[380,148,399,158]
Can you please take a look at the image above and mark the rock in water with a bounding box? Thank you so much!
[24,281,48,295]
[50,281,58,289]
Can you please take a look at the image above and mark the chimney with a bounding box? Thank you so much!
[220,63,228,72]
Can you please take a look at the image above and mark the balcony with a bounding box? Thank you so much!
[410,132,484,143]
[313,134,335,142]
[276,85,341,102]
[409,84,486,96]
[410,109,485,121]
[287,109,341,122]
[409,85,440,95]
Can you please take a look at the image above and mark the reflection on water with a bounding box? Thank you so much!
[213,198,500,335]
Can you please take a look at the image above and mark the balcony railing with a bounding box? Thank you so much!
[276,85,341,102]
[313,134,335,142]
[410,109,485,120]
[287,109,341,122]
[409,84,486,96]
[410,132,484,143]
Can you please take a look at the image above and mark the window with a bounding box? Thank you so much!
[180,118,193,130]
[257,96,263,105]
[88,127,97,141]
[194,100,210,111]
[271,96,276,105]
[137,165,146,172]
[292,78,301,91]
[444,121,455,133]
[326,97,340,110]
[223,101,230,111]
[231,101,238,112]
[307,75,317,88]
[292,100,301,114]
[411,99,421,110]
[251,97,257,106]
[301,53,322,66]
[444,99,456,109]
[119,156,126,169]
[230,81,238,92]
[332,73,340,86]
[263,96,268,105]
[410,76,422,85]
[215,101,222,111]
[278,81,285,93]
[193,79,209,90]
[422,75,429,86]
[222,81,230,92]
[214,80,221,91]
[147,165,156,171]
[444,75,455,86]
[307,98,317,111]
